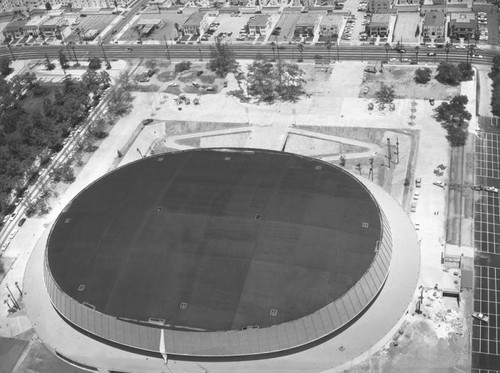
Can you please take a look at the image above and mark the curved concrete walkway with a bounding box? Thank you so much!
[23,174,420,373]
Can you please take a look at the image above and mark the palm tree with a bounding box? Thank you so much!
[270,42,276,61]
[384,43,390,62]
[445,42,450,63]
[414,46,419,64]
[297,42,304,62]
[325,40,332,63]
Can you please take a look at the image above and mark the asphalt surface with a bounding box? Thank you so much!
[472,118,500,373]
[47,148,381,332]
[0,43,497,67]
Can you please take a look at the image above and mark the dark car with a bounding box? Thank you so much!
[141,118,154,125]
[18,218,26,227]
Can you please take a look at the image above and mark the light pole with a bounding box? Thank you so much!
[325,40,332,63]
[6,43,15,61]
[445,42,450,63]
[100,42,111,69]
[414,46,419,64]
[163,36,170,60]
[384,42,389,62]
[68,41,79,66]
[336,37,340,61]
[14,282,22,297]
[6,285,20,310]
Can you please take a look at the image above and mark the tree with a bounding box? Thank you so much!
[325,40,332,63]
[434,95,471,146]
[0,57,12,76]
[415,24,420,37]
[435,62,462,85]
[44,54,55,70]
[45,2,52,10]
[108,87,133,116]
[375,83,395,104]
[247,54,276,103]
[58,50,69,71]
[414,68,432,84]
[458,62,473,81]
[88,57,102,70]
[82,68,100,92]
[297,43,304,62]
[208,39,238,77]
[145,59,158,73]
[275,60,306,102]
[174,61,191,74]
[99,70,111,88]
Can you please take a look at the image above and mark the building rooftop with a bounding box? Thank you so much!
[450,11,475,22]
[24,15,49,27]
[296,11,321,26]
[183,11,205,27]
[424,12,445,26]
[320,14,343,27]
[248,14,269,28]
[370,13,391,26]
[47,149,382,332]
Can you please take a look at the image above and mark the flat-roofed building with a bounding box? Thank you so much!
[319,14,343,39]
[294,11,321,38]
[367,13,390,36]
[449,11,476,39]
[39,16,65,37]
[136,18,163,36]
[248,14,272,35]
[182,11,210,36]
[368,0,392,13]
[423,11,445,39]
[2,19,28,40]
[22,14,49,36]
[0,0,133,13]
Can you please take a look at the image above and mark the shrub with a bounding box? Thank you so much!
[174,61,191,74]
[414,68,432,84]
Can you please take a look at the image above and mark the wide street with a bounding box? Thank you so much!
[0,43,496,66]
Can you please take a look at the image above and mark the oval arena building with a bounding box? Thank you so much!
[44,148,398,358]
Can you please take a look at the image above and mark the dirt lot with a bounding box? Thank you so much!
[361,66,461,100]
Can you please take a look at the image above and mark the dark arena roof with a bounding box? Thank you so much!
[46,148,390,354]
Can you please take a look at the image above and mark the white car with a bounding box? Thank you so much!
[485,186,499,193]
[433,181,445,188]
[168,82,179,87]
[1,241,10,251]
[9,229,18,240]
[413,191,420,200]
[471,54,483,59]
[9,212,17,221]
[472,312,489,323]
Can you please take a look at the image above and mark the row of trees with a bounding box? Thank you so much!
[489,56,500,116]
[207,40,307,103]
[0,67,116,216]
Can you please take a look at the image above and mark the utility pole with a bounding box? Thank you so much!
[100,42,111,69]
[6,43,15,60]
[395,137,400,164]
[386,137,392,169]
[6,284,20,310]
[369,158,374,181]
[163,36,170,60]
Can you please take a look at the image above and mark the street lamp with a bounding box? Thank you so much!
[445,42,450,63]
[100,41,111,69]
[68,40,79,66]
[6,43,15,61]
[163,36,170,61]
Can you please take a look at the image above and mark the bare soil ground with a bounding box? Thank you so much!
[362,66,461,100]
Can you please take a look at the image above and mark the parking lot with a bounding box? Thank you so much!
[66,14,117,43]
[120,10,188,43]
[473,127,500,372]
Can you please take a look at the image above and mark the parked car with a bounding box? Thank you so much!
[192,82,200,88]
[485,186,499,193]
[415,178,422,188]
[9,229,18,239]
[141,118,154,125]
[472,312,489,323]
[18,218,26,227]
[1,241,10,251]
[433,181,445,188]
